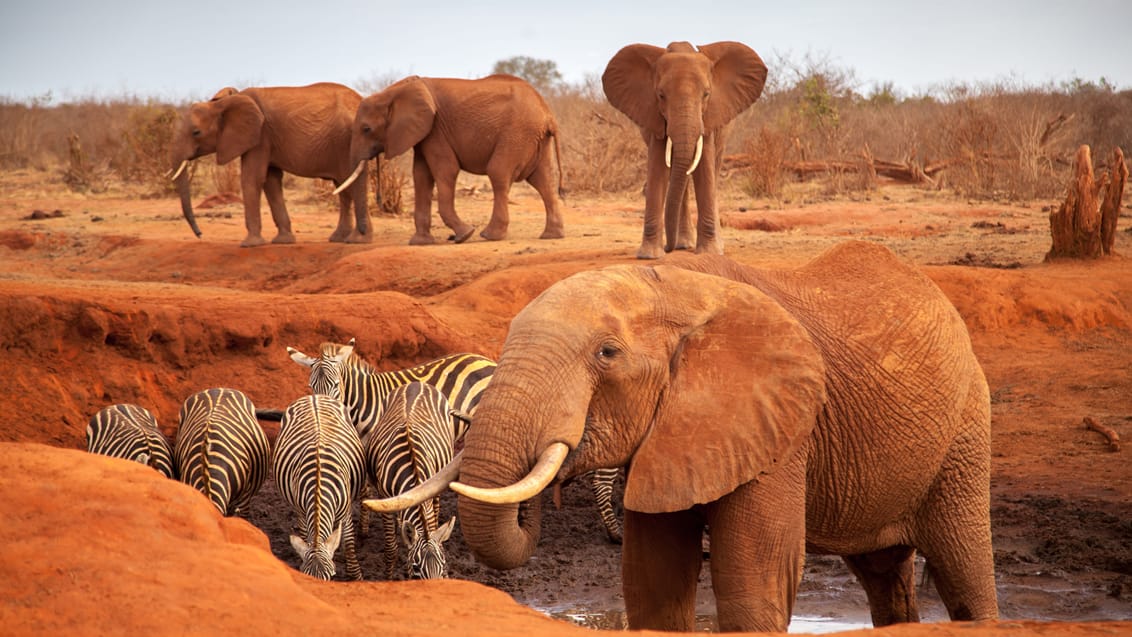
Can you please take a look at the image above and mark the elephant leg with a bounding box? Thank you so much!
[480,171,512,241]
[329,189,353,242]
[263,166,295,245]
[637,135,668,259]
[409,153,438,245]
[705,456,806,633]
[842,545,919,626]
[913,410,998,621]
[673,181,694,250]
[622,508,704,631]
[526,152,565,240]
[239,154,268,247]
[690,134,722,255]
[431,162,475,244]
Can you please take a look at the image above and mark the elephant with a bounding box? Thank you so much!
[369,241,998,632]
[334,74,565,245]
[603,41,768,259]
[170,83,371,247]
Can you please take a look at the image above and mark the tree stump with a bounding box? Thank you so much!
[1047,145,1127,260]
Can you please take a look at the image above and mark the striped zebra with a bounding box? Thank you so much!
[365,382,464,579]
[273,394,366,581]
[287,339,624,543]
[86,403,176,479]
[173,388,269,517]
[286,339,493,442]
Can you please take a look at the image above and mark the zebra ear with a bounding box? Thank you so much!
[288,346,317,367]
[333,340,355,364]
[623,267,827,514]
[290,534,311,559]
[434,516,456,543]
[325,525,343,555]
[402,522,418,546]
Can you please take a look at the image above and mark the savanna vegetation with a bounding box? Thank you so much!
[1,54,1129,211]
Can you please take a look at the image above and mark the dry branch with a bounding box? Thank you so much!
[1083,416,1120,452]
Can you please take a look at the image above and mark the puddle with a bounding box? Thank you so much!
[546,608,870,632]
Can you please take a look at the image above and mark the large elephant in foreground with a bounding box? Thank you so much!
[372,241,998,632]
[603,41,767,258]
[335,74,565,245]
[170,83,371,247]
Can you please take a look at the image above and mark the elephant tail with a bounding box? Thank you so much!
[550,125,566,201]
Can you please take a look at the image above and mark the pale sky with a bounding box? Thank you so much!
[2,0,1130,103]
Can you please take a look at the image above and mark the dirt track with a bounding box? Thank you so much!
[1,169,1130,633]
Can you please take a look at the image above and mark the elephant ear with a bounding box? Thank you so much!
[602,43,666,136]
[385,77,437,158]
[215,94,264,165]
[700,41,768,132]
[623,266,826,514]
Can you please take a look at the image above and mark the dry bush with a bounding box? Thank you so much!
[62,132,110,193]
[739,126,791,198]
[548,77,646,194]
[371,156,408,215]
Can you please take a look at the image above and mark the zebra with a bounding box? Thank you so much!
[273,393,366,581]
[364,382,465,579]
[86,403,176,479]
[173,388,269,517]
[285,339,493,442]
[287,339,625,543]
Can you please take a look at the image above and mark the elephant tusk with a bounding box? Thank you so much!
[169,159,189,181]
[364,450,465,512]
[665,137,672,169]
[450,442,569,504]
[686,135,704,175]
[333,162,365,195]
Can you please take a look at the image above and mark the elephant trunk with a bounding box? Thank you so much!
[663,135,702,253]
[174,163,202,238]
[455,353,586,570]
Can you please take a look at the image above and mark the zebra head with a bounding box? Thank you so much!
[290,525,343,580]
[404,516,456,580]
[287,339,358,400]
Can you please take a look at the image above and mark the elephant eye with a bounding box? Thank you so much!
[191,128,201,138]
[656,91,666,102]
[702,89,711,100]
[361,125,372,134]
[597,344,619,360]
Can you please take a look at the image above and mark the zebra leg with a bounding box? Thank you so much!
[342,512,363,581]
[382,513,398,580]
[591,468,623,544]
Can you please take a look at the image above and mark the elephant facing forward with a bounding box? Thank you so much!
[371,241,998,632]
[336,74,565,245]
[170,83,371,247]
[603,41,768,258]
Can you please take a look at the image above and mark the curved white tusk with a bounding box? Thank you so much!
[363,450,464,512]
[686,135,704,175]
[665,137,672,168]
[450,442,569,505]
[169,159,189,181]
[332,161,365,195]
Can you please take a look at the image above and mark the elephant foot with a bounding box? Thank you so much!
[240,234,268,248]
[449,225,476,244]
[539,225,565,240]
[328,228,352,242]
[344,230,373,244]
[636,242,664,259]
[409,233,437,245]
[479,224,507,241]
[272,231,296,245]
[695,239,724,255]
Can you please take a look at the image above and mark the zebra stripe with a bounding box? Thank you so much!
[589,467,623,543]
[86,403,176,479]
[273,394,366,581]
[288,339,495,441]
[365,382,460,579]
[173,388,269,517]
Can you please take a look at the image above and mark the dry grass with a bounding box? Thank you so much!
[2,70,1128,208]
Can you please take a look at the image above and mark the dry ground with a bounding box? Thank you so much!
[1,168,1129,635]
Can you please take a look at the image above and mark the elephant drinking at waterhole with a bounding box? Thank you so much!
[366,241,998,632]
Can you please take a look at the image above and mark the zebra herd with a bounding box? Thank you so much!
[84,339,623,581]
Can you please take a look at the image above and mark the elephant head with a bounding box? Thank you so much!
[335,76,437,195]
[603,42,767,253]
[451,263,826,569]
[169,87,265,237]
